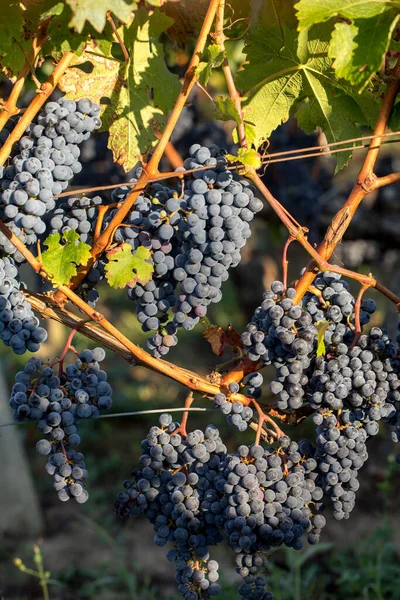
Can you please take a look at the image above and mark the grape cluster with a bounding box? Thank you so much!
[309,327,400,519]
[312,411,363,520]
[171,144,263,333]
[389,323,400,456]
[0,256,47,354]
[168,550,221,600]
[0,97,101,261]
[90,144,264,357]
[213,387,254,432]
[115,413,334,599]
[308,327,397,413]
[242,273,381,412]
[49,194,103,245]
[10,347,111,502]
[241,271,400,527]
[115,414,227,600]
[303,271,375,340]
[241,280,317,410]
[218,440,325,556]
[238,574,274,600]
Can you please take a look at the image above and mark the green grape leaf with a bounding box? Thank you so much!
[105,243,153,289]
[295,0,400,29]
[196,44,225,86]
[59,9,180,171]
[44,6,89,57]
[315,320,330,357]
[66,0,134,33]
[329,10,400,89]
[237,12,378,170]
[23,0,65,34]
[226,148,261,169]
[388,98,400,129]
[7,1,115,66]
[255,0,298,29]
[232,122,257,147]
[389,37,400,51]
[0,1,30,78]
[41,230,91,286]
[214,96,242,124]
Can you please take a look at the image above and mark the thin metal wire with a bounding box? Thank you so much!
[262,129,400,159]
[0,406,216,429]
[259,138,400,166]
[53,132,400,200]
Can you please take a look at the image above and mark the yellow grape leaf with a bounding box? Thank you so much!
[315,320,330,357]
[226,148,261,169]
[59,40,120,101]
[105,243,153,289]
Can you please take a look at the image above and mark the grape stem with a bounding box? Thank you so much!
[214,0,248,149]
[174,391,194,438]
[282,236,295,291]
[106,11,130,62]
[53,325,83,377]
[0,51,76,165]
[352,284,371,347]
[251,398,285,444]
[0,18,51,132]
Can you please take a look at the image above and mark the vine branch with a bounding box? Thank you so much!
[214,0,247,148]
[372,171,400,189]
[211,1,400,308]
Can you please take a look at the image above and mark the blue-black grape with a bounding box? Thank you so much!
[10,347,111,502]
[0,97,101,260]
[0,256,47,354]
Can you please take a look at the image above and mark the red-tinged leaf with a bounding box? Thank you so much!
[224,324,244,354]
[203,324,243,357]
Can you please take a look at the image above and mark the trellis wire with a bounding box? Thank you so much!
[0,406,217,429]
